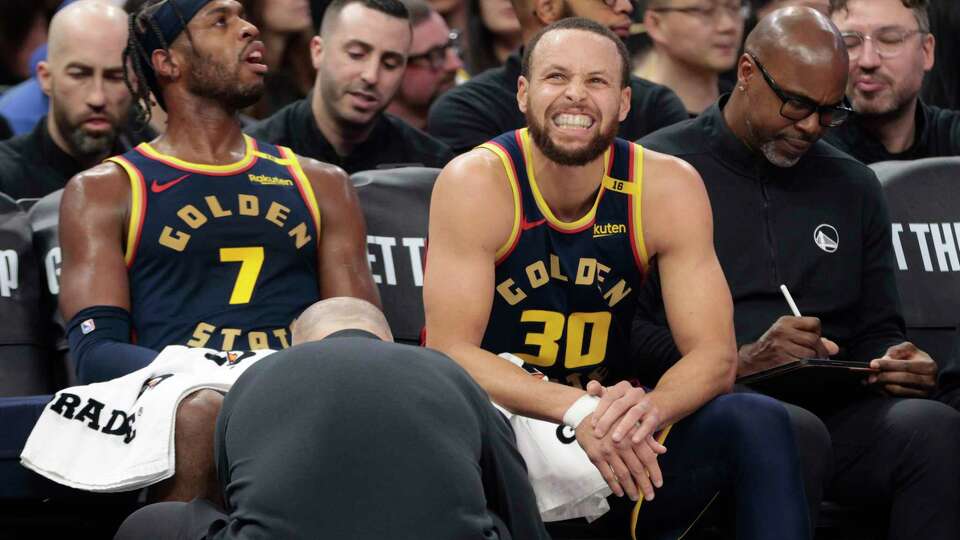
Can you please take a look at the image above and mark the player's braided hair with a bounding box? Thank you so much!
[122,0,197,128]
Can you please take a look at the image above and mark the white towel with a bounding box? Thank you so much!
[20,346,273,492]
[495,353,612,522]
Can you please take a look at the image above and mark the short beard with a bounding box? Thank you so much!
[759,139,801,168]
[746,115,802,168]
[527,113,614,167]
[318,71,383,135]
[53,106,117,160]
[186,49,264,111]
[853,95,911,121]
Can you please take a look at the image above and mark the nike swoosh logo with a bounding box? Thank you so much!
[150,174,190,193]
[521,218,547,231]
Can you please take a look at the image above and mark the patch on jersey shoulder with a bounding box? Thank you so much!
[252,151,292,166]
[80,319,96,334]
[248,173,294,187]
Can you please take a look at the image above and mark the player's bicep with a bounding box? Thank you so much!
[309,167,381,307]
[424,159,509,349]
[59,168,132,320]
[644,159,734,356]
[423,223,496,348]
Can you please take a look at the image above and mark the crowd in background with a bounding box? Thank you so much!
[1,0,959,154]
[1,0,960,537]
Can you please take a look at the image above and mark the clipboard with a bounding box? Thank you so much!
[737,358,878,399]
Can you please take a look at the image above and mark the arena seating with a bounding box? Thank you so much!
[0,193,49,396]
[871,157,960,400]
[351,167,439,345]
[26,189,73,389]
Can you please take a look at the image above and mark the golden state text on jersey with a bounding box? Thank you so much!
[479,129,648,389]
[108,135,321,351]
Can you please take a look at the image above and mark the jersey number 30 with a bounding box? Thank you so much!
[518,310,611,368]
[219,247,264,304]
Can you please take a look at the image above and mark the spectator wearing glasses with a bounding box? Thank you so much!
[824,0,960,163]
[429,0,469,48]
[247,0,454,173]
[387,0,463,130]
[636,1,746,116]
[426,0,689,155]
[633,7,960,535]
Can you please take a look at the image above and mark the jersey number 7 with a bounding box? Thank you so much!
[220,247,265,304]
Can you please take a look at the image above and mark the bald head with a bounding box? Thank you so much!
[725,6,850,167]
[745,6,846,68]
[292,298,393,345]
[47,1,128,65]
[37,0,131,164]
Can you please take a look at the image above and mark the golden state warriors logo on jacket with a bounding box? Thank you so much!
[479,129,648,389]
[108,135,321,351]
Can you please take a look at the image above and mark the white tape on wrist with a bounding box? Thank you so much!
[563,395,600,430]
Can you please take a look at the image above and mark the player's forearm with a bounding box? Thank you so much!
[435,341,585,423]
[649,343,736,426]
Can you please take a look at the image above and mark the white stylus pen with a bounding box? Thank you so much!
[779,284,802,317]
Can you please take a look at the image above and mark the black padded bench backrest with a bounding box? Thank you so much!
[0,192,49,395]
[871,158,960,383]
[351,168,439,344]
[27,189,71,388]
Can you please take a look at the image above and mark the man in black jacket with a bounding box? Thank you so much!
[115,297,550,540]
[0,1,144,201]
[426,0,688,155]
[823,0,960,162]
[246,0,454,173]
[634,7,960,538]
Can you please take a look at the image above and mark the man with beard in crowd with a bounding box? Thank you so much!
[424,17,809,539]
[58,0,378,503]
[385,0,463,130]
[0,0,143,201]
[247,0,454,173]
[824,0,960,163]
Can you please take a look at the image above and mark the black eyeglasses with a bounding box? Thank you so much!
[407,30,461,70]
[649,1,749,22]
[748,53,853,128]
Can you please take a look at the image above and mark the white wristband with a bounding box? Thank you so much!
[563,395,600,430]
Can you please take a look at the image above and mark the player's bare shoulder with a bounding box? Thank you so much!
[431,147,517,250]
[61,161,132,217]
[639,148,705,196]
[636,147,713,257]
[434,147,516,215]
[438,147,512,193]
[292,154,358,213]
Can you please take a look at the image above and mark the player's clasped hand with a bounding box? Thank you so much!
[573,380,667,502]
[867,342,938,397]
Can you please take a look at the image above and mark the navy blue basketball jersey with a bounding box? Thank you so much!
[479,129,648,388]
[107,135,321,351]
